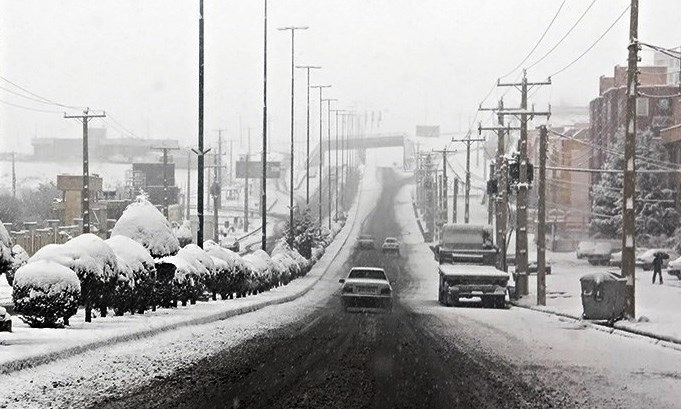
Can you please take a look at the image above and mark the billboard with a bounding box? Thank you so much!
[416,125,440,138]
[235,161,281,179]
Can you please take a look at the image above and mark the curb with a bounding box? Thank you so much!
[509,301,681,353]
[0,172,365,375]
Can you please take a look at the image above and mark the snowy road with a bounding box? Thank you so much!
[3,167,681,408]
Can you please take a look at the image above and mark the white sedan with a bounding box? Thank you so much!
[339,267,393,311]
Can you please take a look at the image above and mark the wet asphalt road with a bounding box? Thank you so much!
[93,168,576,409]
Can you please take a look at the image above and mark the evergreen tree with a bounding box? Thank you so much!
[590,129,679,244]
[284,206,323,259]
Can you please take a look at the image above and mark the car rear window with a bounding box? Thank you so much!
[348,269,386,280]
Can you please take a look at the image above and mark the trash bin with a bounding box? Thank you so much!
[580,272,626,322]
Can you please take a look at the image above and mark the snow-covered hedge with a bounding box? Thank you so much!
[30,234,118,322]
[110,257,136,316]
[177,244,214,301]
[111,196,180,258]
[242,250,274,293]
[204,240,251,299]
[13,260,81,328]
[155,255,201,307]
[174,220,193,248]
[106,235,157,314]
[0,220,13,281]
[6,244,29,287]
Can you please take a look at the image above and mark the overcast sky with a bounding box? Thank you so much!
[1,0,680,154]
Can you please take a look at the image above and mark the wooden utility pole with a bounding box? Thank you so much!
[64,108,106,234]
[452,178,459,223]
[451,136,485,223]
[215,129,226,209]
[622,0,639,319]
[11,152,16,199]
[152,146,180,219]
[488,163,495,225]
[537,125,548,306]
[186,151,191,220]
[261,0,268,251]
[323,99,337,228]
[194,0,209,248]
[479,99,520,272]
[245,129,252,231]
[498,70,551,296]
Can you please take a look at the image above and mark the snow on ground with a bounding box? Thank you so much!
[0,156,382,409]
[396,180,681,409]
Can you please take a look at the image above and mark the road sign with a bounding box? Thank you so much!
[235,161,281,179]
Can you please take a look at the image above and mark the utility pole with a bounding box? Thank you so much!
[622,0,639,319]
[330,108,346,221]
[296,65,321,205]
[261,0,268,251]
[245,129,252,232]
[311,85,331,226]
[432,148,453,232]
[11,152,16,199]
[451,136,485,223]
[323,98,337,228]
[278,25,309,248]
[452,178,459,223]
[151,146,180,219]
[186,151,191,220]
[488,163,495,225]
[64,108,106,234]
[479,99,520,271]
[215,129,226,209]
[537,125,548,306]
[498,70,551,296]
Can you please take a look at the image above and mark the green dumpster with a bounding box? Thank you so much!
[580,272,626,322]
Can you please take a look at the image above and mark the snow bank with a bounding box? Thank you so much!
[111,196,180,257]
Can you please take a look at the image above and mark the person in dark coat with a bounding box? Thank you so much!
[652,252,666,284]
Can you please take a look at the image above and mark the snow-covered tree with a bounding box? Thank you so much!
[0,220,13,280]
[284,207,324,259]
[590,129,679,243]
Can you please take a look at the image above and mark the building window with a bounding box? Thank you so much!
[637,97,649,117]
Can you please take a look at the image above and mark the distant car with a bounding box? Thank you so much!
[381,237,400,255]
[339,267,393,311]
[220,235,240,253]
[576,241,596,259]
[667,256,681,279]
[636,249,678,271]
[587,242,615,266]
[357,234,375,250]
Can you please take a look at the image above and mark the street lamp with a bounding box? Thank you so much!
[278,25,309,248]
[323,98,337,228]
[311,85,331,226]
[296,65,322,206]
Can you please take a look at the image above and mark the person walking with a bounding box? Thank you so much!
[652,252,666,285]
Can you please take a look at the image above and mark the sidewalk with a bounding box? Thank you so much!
[514,251,681,346]
[0,167,367,375]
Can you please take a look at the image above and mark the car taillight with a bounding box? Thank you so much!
[342,286,353,293]
[380,287,391,295]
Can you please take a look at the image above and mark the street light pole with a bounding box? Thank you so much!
[323,99,337,228]
[311,85,332,226]
[296,65,321,206]
[278,25,309,248]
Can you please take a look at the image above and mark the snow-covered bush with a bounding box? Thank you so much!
[111,195,180,258]
[155,255,200,307]
[242,249,275,293]
[204,240,250,299]
[30,234,118,322]
[177,244,214,302]
[110,257,136,316]
[106,235,157,314]
[209,255,231,299]
[6,244,29,286]
[13,260,81,328]
[174,220,193,248]
[271,253,294,286]
[0,220,13,281]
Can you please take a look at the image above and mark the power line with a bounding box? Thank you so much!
[0,76,85,110]
[500,0,567,79]
[526,0,597,71]
[0,98,63,114]
[549,4,631,78]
